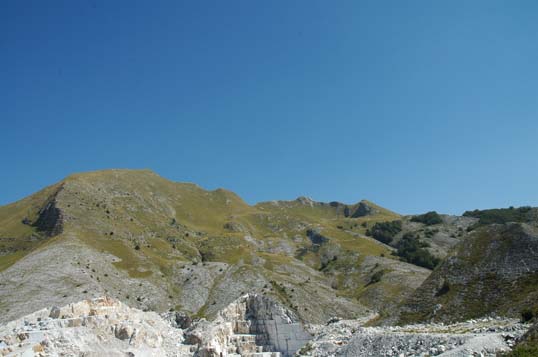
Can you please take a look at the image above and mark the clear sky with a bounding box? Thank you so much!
[2,1,538,214]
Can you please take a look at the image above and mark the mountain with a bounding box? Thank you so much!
[0,169,430,325]
[2,170,538,356]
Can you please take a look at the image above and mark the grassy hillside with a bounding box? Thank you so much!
[0,169,430,322]
[0,182,64,271]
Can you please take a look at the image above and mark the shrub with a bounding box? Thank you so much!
[366,220,402,244]
[521,308,536,323]
[394,233,440,269]
[368,270,384,285]
[521,309,534,322]
[424,228,439,238]
[411,211,443,225]
[435,281,450,297]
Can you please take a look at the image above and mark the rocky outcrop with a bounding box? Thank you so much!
[32,187,64,237]
[306,229,329,245]
[0,297,187,356]
[350,201,377,218]
[326,200,380,218]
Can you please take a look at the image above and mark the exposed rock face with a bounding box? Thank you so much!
[395,222,538,324]
[351,201,377,218]
[326,200,380,218]
[0,297,187,356]
[306,229,329,245]
[32,187,64,237]
[189,294,311,356]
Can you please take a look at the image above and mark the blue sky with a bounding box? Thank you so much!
[1,1,538,214]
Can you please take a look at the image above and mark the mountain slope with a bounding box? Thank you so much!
[395,221,538,325]
[0,169,430,324]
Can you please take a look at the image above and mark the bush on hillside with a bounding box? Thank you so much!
[424,228,439,238]
[411,211,443,225]
[521,308,538,323]
[393,233,440,270]
[366,220,402,244]
[368,270,385,285]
